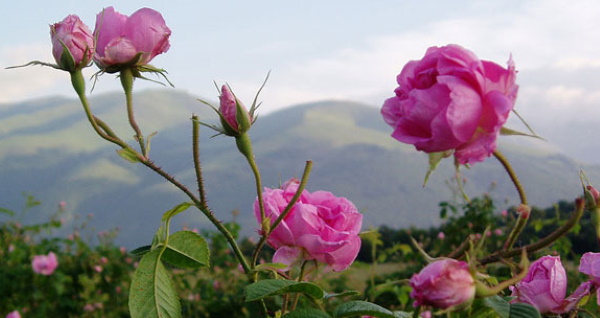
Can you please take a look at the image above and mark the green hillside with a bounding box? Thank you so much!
[1,89,597,248]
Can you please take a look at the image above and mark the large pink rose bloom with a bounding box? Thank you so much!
[381,44,518,164]
[93,7,171,69]
[510,255,591,314]
[409,259,475,309]
[255,179,363,271]
[32,251,59,276]
[50,15,94,71]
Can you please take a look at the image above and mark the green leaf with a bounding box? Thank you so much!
[161,202,194,223]
[332,300,396,318]
[117,147,141,163]
[483,296,510,318]
[282,307,331,318]
[500,127,543,139]
[244,279,325,302]
[423,151,451,186]
[129,245,152,256]
[128,250,181,318]
[160,231,210,269]
[253,262,289,272]
[323,290,361,300]
[509,303,540,318]
[0,207,15,216]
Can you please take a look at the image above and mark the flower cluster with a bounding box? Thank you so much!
[49,7,170,73]
[255,179,363,272]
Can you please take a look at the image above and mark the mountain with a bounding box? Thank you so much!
[1,89,598,248]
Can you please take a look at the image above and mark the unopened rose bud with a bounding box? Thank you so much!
[516,204,530,219]
[219,85,252,135]
[410,259,475,309]
[50,15,94,72]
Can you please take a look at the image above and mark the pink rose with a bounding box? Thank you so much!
[219,85,252,134]
[409,258,475,309]
[32,251,59,276]
[381,44,518,164]
[50,15,94,71]
[255,179,363,271]
[511,255,591,314]
[93,7,171,69]
[5,310,21,318]
[580,252,600,285]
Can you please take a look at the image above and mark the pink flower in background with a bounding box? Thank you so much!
[94,265,103,273]
[219,85,252,134]
[410,258,475,309]
[50,15,94,71]
[381,44,518,164]
[255,179,363,271]
[5,310,21,318]
[32,252,59,276]
[579,252,600,305]
[510,255,591,314]
[93,7,171,69]
[437,232,445,240]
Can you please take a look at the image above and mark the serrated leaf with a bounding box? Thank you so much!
[509,303,540,318]
[117,147,141,163]
[483,296,510,318]
[129,245,152,256]
[332,300,396,318]
[161,202,194,223]
[128,250,181,318]
[282,307,331,318]
[160,231,209,269]
[244,279,325,302]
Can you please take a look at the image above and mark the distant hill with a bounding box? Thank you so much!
[1,89,598,248]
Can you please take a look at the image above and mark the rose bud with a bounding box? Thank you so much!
[50,15,94,72]
[410,258,475,309]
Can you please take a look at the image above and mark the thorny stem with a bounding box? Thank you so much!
[251,161,313,267]
[120,68,147,157]
[192,115,208,209]
[479,198,585,265]
[494,150,529,251]
[236,133,267,225]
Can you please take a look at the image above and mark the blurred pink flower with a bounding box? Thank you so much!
[410,258,475,309]
[255,179,363,272]
[32,252,58,276]
[50,15,94,71]
[511,255,591,314]
[94,265,103,273]
[83,304,94,312]
[381,44,518,164]
[100,256,108,264]
[437,232,445,240]
[494,229,503,236]
[8,245,15,253]
[120,246,127,255]
[501,209,508,217]
[93,7,171,69]
[5,310,21,318]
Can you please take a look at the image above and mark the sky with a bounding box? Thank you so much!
[2,0,600,162]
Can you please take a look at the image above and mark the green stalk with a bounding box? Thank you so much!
[494,150,529,251]
[251,161,313,267]
[120,68,147,157]
[192,115,208,209]
[235,133,267,226]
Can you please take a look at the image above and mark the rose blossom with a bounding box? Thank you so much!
[510,255,591,314]
[255,179,363,271]
[579,252,600,305]
[219,85,252,134]
[50,15,94,71]
[32,251,59,276]
[409,258,475,309]
[5,310,21,318]
[93,7,171,69]
[381,44,518,164]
